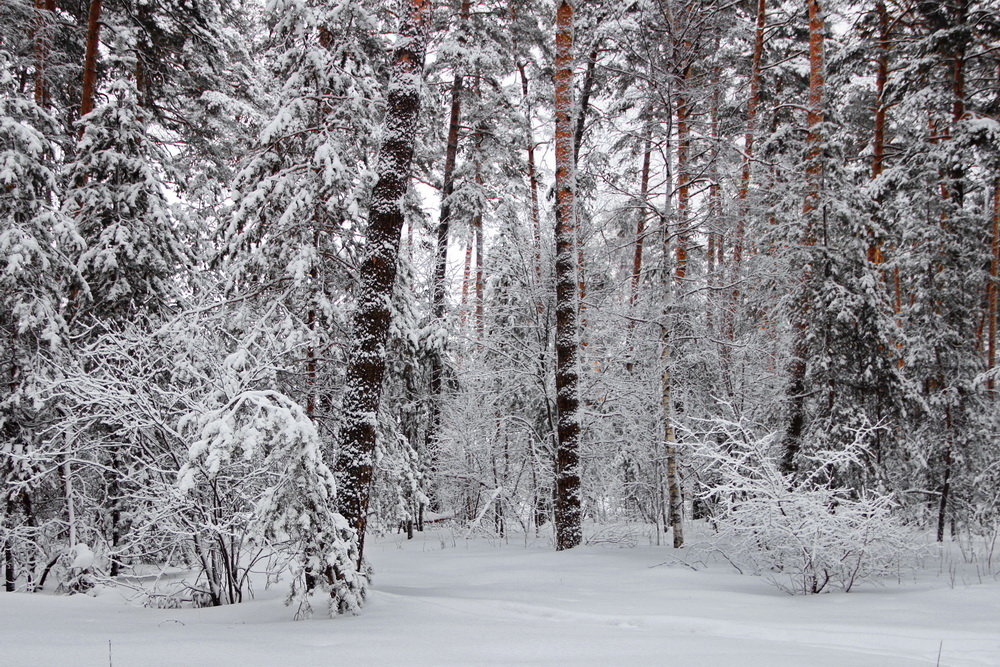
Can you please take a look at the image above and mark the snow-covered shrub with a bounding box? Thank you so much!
[697,425,915,594]
[179,354,367,617]
[60,543,96,594]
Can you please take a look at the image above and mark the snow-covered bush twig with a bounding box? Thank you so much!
[695,420,915,594]
[179,370,368,617]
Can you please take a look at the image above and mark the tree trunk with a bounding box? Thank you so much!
[336,0,429,565]
[461,228,473,323]
[674,87,690,283]
[518,63,543,281]
[32,0,56,108]
[728,0,767,342]
[474,184,484,337]
[573,47,597,354]
[552,0,582,551]
[3,497,14,592]
[868,0,889,266]
[64,457,77,548]
[80,0,102,122]
[781,0,825,476]
[425,0,471,493]
[989,179,1000,392]
[708,63,722,340]
[662,72,691,549]
[628,128,653,316]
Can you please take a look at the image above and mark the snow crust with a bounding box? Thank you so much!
[2,529,999,666]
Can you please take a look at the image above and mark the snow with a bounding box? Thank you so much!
[2,529,999,666]
[69,544,95,571]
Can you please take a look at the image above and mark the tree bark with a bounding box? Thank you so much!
[32,0,56,108]
[336,0,429,565]
[728,0,767,342]
[80,0,102,122]
[868,0,889,262]
[553,0,582,551]
[425,0,472,494]
[674,87,691,284]
[3,497,14,591]
[573,48,597,354]
[781,0,825,477]
[662,71,691,549]
[473,178,484,337]
[628,128,653,315]
[518,63,543,281]
[989,179,1000,392]
[708,63,722,339]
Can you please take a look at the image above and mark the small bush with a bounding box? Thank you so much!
[698,428,914,594]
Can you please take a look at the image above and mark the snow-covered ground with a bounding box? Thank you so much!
[2,528,999,666]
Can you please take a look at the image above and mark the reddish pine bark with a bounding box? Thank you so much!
[727,0,766,344]
[734,0,766,270]
[336,0,429,564]
[781,0,825,477]
[553,0,582,551]
[868,0,889,264]
[80,0,102,122]
[708,64,723,338]
[32,0,56,108]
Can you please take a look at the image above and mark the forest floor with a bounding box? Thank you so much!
[1,525,999,666]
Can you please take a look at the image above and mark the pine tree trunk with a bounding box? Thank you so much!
[573,48,597,354]
[32,0,56,108]
[80,0,102,121]
[425,0,471,493]
[728,0,767,342]
[461,229,473,323]
[708,64,722,339]
[518,63,543,281]
[552,0,582,551]
[870,1,889,184]
[3,496,14,591]
[868,0,889,262]
[674,88,690,283]
[336,0,429,564]
[462,230,476,325]
[474,190,484,336]
[781,0,825,476]
[628,128,653,315]
[662,74,691,549]
[989,179,1000,392]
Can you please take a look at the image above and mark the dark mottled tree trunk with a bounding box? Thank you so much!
[553,0,582,551]
[336,0,429,565]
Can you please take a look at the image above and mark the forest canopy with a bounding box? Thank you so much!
[2,0,999,614]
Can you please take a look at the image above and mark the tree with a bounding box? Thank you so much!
[336,0,430,564]
[552,0,582,551]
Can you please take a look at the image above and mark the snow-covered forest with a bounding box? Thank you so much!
[3,0,1000,662]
